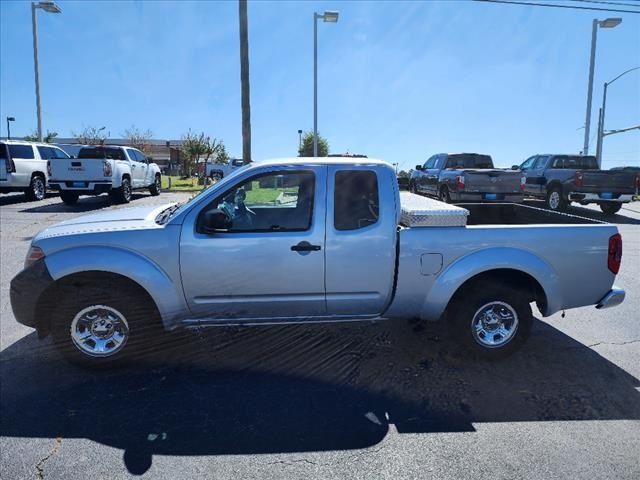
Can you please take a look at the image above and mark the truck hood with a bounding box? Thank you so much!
[33,203,174,241]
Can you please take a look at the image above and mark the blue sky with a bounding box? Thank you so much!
[1,0,638,170]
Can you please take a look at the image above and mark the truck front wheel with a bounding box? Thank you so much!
[438,186,451,203]
[149,174,161,196]
[447,285,532,359]
[599,202,622,215]
[51,283,160,368]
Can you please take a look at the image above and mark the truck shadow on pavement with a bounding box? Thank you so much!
[1,318,639,475]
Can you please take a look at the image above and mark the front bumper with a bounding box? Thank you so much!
[595,286,626,310]
[569,192,635,203]
[9,259,54,332]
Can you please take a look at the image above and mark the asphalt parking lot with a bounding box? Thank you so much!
[1,191,639,479]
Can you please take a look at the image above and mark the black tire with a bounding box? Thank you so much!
[24,175,46,201]
[149,174,161,196]
[51,281,161,368]
[545,186,567,212]
[447,283,533,359]
[112,177,132,204]
[410,182,419,195]
[438,185,451,203]
[60,191,79,205]
[599,202,622,215]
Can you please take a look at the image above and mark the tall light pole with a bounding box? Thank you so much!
[313,10,338,157]
[6,117,15,140]
[595,66,640,167]
[31,2,61,142]
[297,129,303,154]
[582,17,621,155]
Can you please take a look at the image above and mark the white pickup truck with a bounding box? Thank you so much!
[48,145,162,205]
[10,158,625,368]
[0,140,71,201]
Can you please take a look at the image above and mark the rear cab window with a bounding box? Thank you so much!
[78,147,125,160]
[447,154,493,169]
[334,170,379,230]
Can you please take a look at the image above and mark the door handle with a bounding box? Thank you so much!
[291,241,321,252]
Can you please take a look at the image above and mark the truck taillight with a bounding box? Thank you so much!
[520,176,526,192]
[635,174,640,194]
[608,233,622,274]
[575,171,584,188]
[103,161,112,177]
[47,160,52,177]
[455,175,465,191]
[24,246,45,269]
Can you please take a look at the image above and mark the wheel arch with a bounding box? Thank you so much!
[42,246,186,332]
[421,247,560,322]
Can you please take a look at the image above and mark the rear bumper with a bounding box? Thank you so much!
[595,286,625,310]
[454,192,524,203]
[49,181,112,194]
[9,259,54,332]
[569,192,635,203]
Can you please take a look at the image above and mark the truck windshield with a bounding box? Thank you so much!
[447,154,493,169]
[78,147,125,160]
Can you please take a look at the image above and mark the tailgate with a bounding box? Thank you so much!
[581,171,636,193]
[463,170,522,193]
[50,158,106,181]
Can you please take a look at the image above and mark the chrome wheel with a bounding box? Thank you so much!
[155,176,161,190]
[471,301,519,349]
[70,305,130,357]
[548,191,560,210]
[123,179,132,201]
[32,176,46,200]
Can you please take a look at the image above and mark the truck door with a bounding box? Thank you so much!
[325,165,398,316]
[180,166,327,319]
[528,155,550,196]
[129,149,148,187]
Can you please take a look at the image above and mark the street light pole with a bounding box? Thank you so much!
[595,66,640,166]
[30,2,62,142]
[6,117,15,140]
[313,11,338,157]
[298,129,303,153]
[582,17,621,155]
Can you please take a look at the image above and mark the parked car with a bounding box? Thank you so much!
[519,154,639,214]
[10,157,625,367]
[0,140,70,201]
[48,145,162,205]
[409,153,524,203]
[206,158,245,180]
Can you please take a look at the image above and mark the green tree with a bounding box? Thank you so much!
[298,131,329,157]
[123,125,153,153]
[398,170,410,178]
[24,130,58,143]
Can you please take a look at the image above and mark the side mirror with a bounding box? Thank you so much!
[511,165,520,170]
[415,165,423,171]
[200,208,232,233]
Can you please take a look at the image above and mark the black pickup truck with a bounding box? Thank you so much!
[519,154,639,214]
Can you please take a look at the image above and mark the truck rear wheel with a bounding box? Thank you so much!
[545,187,567,212]
[60,192,79,205]
[447,284,532,359]
[111,177,132,204]
[438,186,451,203]
[51,282,161,368]
[599,202,622,215]
[24,175,46,201]
[149,174,161,196]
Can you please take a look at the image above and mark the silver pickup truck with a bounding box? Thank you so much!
[10,158,625,367]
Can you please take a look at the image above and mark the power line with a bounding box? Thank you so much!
[567,0,640,8]
[474,0,640,14]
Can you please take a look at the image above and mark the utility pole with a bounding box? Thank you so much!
[239,0,251,164]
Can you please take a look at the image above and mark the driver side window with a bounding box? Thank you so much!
[203,170,315,232]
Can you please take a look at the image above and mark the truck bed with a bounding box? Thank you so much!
[460,203,602,225]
